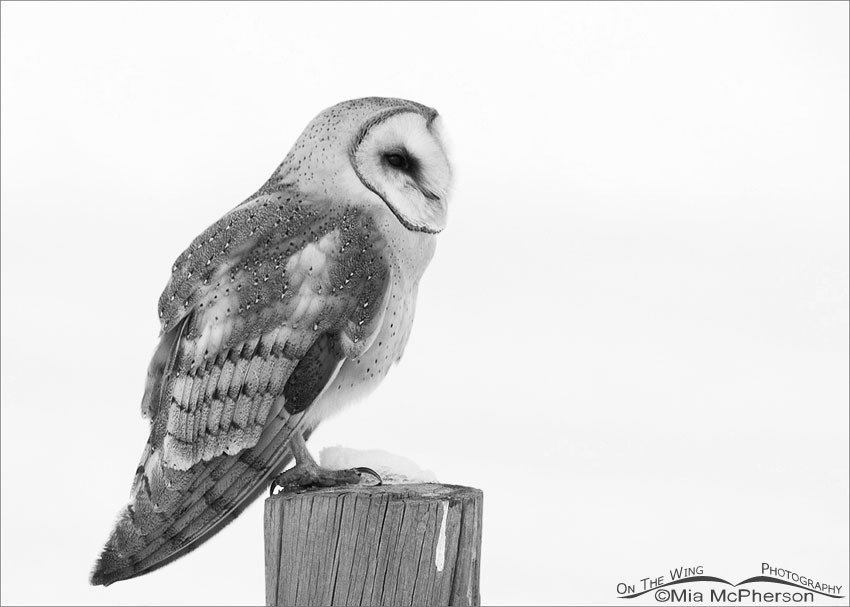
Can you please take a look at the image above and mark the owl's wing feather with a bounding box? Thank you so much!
[91,188,392,586]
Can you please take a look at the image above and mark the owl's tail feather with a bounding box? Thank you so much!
[90,407,308,586]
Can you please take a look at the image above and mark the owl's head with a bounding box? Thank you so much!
[274,97,452,234]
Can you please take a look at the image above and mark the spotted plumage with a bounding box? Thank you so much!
[91,97,451,586]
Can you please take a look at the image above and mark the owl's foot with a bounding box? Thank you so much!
[269,431,382,496]
[269,464,382,495]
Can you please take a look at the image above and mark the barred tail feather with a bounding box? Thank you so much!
[90,409,310,586]
[89,459,284,586]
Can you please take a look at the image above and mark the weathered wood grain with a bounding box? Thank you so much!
[265,483,483,606]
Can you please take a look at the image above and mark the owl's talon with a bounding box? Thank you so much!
[269,462,378,495]
[354,467,383,486]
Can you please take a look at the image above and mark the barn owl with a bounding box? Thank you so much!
[90,97,451,586]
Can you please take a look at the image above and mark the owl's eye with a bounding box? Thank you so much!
[384,153,410,170]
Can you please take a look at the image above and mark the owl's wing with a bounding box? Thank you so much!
[91,188,392,586]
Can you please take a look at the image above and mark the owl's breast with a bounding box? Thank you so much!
[303,219,436,428]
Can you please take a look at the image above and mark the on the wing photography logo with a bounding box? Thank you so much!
[616,563,845,604]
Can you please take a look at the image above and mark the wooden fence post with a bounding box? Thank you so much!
[264,483,483,606]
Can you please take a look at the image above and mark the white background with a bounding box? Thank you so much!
[1,2,848,605]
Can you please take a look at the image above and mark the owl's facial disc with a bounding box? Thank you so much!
[351,110,451,233]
